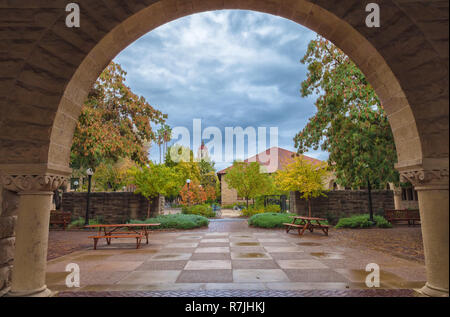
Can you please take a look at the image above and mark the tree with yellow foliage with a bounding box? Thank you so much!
[274,156,328,217]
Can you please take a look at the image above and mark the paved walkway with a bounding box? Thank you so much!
[47,220,426,296]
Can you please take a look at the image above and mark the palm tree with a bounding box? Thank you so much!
[162,124,172,159]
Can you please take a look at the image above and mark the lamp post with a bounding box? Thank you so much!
[85,168,94,226]
[186,179,191,206]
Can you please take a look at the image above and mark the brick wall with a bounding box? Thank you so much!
[62,192,164,224]
[0,187,19,296]
[290,190,395,223]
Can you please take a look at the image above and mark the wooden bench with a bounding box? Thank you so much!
[385,209,420,226]
[49,210,72,230]
[88,234,143,250]
[284,216,330,236]
[283,223,305,234]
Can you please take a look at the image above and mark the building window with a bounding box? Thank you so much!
[401,184,418,201]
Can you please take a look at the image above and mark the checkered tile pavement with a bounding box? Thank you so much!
[46,230,426,293]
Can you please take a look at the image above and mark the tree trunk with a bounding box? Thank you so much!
[308,199,312,218]
[368,180,374,222]
[246,198,249,209]
[147,199,151,219]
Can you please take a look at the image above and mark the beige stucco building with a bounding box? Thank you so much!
[218,147,328,206]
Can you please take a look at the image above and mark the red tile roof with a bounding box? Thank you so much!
[217,147,323,175]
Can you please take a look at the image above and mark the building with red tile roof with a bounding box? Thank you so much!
[218,147,330,206]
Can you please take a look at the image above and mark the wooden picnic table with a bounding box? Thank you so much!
[84,223,160,250]
[283,216,329,236]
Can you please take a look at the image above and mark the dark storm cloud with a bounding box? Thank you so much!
[114,10,328,170]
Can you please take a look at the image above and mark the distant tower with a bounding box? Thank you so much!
[197,141,211,162]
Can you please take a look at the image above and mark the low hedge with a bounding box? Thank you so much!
[68,217,103,229]
[242,204,282,217]
[248,213,297,228]
[335,214,392,229]
[129,214,209,230]
[182,204,216,218]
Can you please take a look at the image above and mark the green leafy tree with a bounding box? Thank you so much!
[224,161,271,209]
[165,145,194,167]
[294,36,399,220]
[71,62,167,170]
[274,156,328,217]
[128,163,183,218]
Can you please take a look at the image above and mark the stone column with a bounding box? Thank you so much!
[1,174,67,297]
[401,168,449,297]
[391,183,403,210]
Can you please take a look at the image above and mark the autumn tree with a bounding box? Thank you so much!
[179,180,207,206]
[224,161,271,209]
[274,156,328,217]
[93,158,135,191]
[71,62,167,171]
[294,36,399,220]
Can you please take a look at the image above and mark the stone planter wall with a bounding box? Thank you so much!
[290,190,395,224]
[62,192,164,224]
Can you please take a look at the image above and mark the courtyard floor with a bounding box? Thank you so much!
[47,219,426,297]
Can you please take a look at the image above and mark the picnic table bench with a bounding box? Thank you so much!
[284,216,329,236]
[84,223,161,250]
[49,210,72,230]
[385,209,420,226]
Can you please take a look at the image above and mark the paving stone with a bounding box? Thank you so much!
[264,246,303,253]
[258,238,288,243]
[270,252,313,260]
[117,271,181,284]
[198,242,230,247]
[177,270,233,283]
[184,260,232,270]
[231,252,272,260]
[232,260,280,269]
[150,253,192,261]
[200,239,229,243]
[136,261,188,271]
[190,253,231,261]
[276,260,329,270]
[195,247,230,253]
[165,243,199,248]
[283,269,349,283]
[233,269,290,283]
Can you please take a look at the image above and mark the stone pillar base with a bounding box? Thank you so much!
[6,285,53,297]
[418,283,449,297]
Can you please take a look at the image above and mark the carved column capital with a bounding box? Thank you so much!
[0,174,68,193]
[400,168,449,190]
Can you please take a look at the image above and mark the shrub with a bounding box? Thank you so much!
[182,204,216,218]
[68,217,102,229]
[265,204,281,213]
[335,214,392,229]
[241,206,266,217]
[222,204,235,209]
[129,214,209,230]
[248,213,297,228]
[241,204,282,217]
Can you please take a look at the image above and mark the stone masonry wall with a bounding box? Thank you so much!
[290,190,395,224]
[62,192,164,224]
[0,186,19,296]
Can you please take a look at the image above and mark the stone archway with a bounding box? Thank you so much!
[0,0,448,297]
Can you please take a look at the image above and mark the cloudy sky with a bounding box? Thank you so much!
[114,10,327,171]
